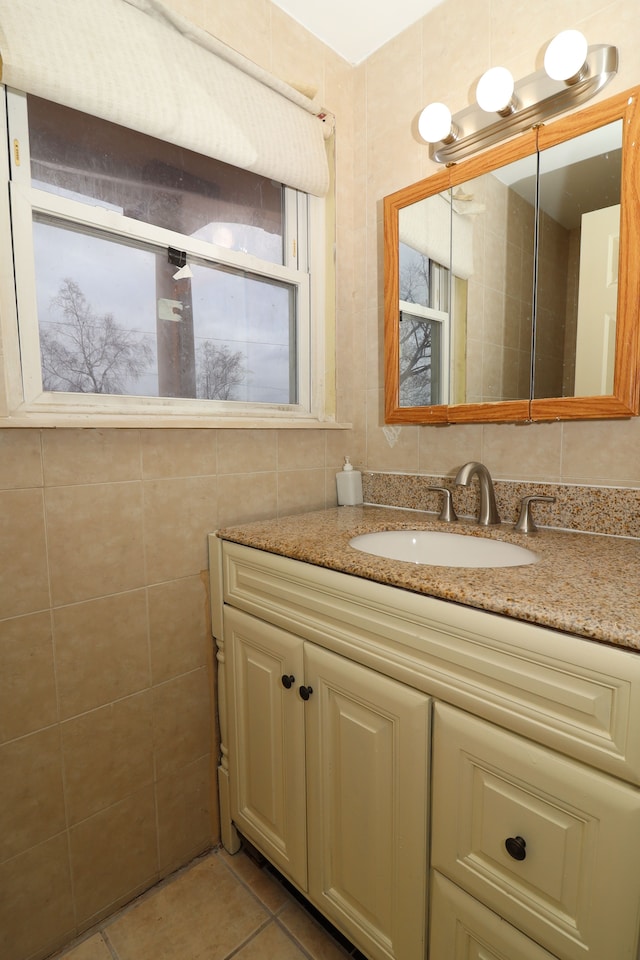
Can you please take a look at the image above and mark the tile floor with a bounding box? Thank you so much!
[49,845,359,960]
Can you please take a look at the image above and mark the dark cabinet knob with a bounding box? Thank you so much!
[505,836,527,861]
[281,675,295,689]
[299,685,313,701]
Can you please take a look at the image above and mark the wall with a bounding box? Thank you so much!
[359,0,640,487]
[0,4,358,959]
[4,2,640,958]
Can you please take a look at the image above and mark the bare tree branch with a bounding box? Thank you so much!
[41,278,153,394]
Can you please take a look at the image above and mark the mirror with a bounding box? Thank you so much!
[384,87,640,424]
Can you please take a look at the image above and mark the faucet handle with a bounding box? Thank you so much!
[427,486,458,523]
[514,495,556,534]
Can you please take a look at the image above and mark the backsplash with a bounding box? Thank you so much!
[362,472,640,540]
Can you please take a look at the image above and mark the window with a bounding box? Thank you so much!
[398,242,450,406]
[3,90,329,423]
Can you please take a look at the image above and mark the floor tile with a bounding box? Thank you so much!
[233,920,314,960]
[104,853,269,960]
[55,934,113,960]
[219,848,290,913]
[278,899,354,960]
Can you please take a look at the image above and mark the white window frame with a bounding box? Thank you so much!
[0,89,332,427]
[398,298,450,405]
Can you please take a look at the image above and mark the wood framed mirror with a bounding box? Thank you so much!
[383,87,640,424]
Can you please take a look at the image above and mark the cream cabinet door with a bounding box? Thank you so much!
[304,643,431,960]
[432,702,640,960]
[225,606,307,889]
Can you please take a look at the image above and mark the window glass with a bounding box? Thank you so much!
[33,218,297,402]
[398,243,449,406]
[27,96,285,265]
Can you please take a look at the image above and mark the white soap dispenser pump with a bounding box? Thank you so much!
[336,456,363,506]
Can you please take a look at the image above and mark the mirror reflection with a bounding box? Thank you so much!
[535,120,622,398]
[384,89,638,424]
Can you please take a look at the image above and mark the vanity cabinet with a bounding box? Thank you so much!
[209,536,640,960]
[224,605,431,960]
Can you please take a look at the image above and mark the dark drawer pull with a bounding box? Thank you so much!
[505,836,527,861]
[281,675,295,689]
[299,685,313,701]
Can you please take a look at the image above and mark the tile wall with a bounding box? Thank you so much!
[0,426,354,960]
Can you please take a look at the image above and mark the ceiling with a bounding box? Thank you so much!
[270,0,445,65]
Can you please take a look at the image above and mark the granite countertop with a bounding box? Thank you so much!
[216,505,640,652]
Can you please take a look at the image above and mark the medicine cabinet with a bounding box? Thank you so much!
[383,87,640,423]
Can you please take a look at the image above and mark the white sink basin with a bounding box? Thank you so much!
[349,530,538,568]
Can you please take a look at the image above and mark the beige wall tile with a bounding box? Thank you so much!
[141,429,217,478]
[153,668,211,780]
[0,612,57,743]
[0,430,42,489]
[203,0,271,72]
[54,591,150,719]
[45,483,145,606]
[0,489,50,619]
[156,755,212,876]
[143,476,217,582]
[365,390,419,472]
[0,835,74,960]
[278,429,326,469]
[61,692,154,825]
[0,728,66,862]
[42,430,141,486]
[217,429,277,474]
[418,423,483,477]
[277,468,327,516]
[148,576,209,685]
[216,472,278,528]
[482,421,563,481]
[270,5,327,100]
[561,418,640,485]
[69,787,158,926]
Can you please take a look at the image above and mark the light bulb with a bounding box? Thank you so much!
[544,29,588,82]
[476,67,515,114]
[418,102,453,143]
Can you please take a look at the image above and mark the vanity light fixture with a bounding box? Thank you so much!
[419,29,618,163]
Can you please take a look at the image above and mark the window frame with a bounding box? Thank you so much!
[0,88,333,427]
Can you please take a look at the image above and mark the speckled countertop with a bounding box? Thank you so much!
[217,506,640,652]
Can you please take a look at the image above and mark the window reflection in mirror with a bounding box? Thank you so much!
[398,190,451,405]
[534,120,622,399]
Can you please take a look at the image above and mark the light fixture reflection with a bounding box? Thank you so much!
[544,29,588,82]
[476,66,516,115]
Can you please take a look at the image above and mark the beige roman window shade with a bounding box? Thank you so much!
[0,0,331,196]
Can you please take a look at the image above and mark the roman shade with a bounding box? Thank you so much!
[399,193,474,279]
[0,0,331,196]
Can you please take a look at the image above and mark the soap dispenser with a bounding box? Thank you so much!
[336,456,363,506]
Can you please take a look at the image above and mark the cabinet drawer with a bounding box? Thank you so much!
[430,871,557,960]
[431,702,640,960]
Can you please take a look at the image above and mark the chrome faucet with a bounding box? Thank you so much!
[454,461,500,526]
